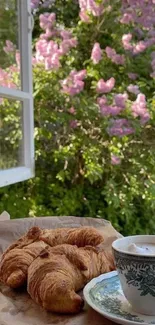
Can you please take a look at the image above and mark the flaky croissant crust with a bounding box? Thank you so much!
[27,243,115,314]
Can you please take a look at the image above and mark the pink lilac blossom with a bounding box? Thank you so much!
[105,47,125,65]
[91,43,102,64]
[121,0,155,56]
[36,39,61,70]
[96,77,115,93]
[71,69,87,81]
[37,13,77,66]
[122,34,133,51]
[128,73,138,80]
[131,93,150,125]
[111,154,121,165]
[148,30,155,37]
[132,41,148,55]
[45,53,61,70]
[61,70,86,96]
[107,119,135,137]
[127,84,140,95]
[31,0,40,9]
[69,107,76,114]
[97,96,107,106]
[36,39,49,61]
[97,97,123,116]
[79,10,90,23]
[40,29,58,40]
[114,93,128,108]
[121,0,155,29]
[0,68,16,89]
[120,13,134,24]
[78,0,103,18]
[15,52,20,68]
[3,40,15,53]
[39,13,56,30]
[70,120,78,128]
[100,105,123,116]
[60,30,72,40]
[59,38,78,55]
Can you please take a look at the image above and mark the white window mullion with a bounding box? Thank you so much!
[0,86,30,101]
[0,0,34,187]
[20,0,34,172]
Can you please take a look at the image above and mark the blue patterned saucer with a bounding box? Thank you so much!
[83,271,155,325]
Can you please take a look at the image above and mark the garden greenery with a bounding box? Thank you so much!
[0,0,155,235]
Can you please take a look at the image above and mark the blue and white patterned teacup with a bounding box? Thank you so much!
[112,235,155,316]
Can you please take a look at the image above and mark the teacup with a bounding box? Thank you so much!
[112,235,155,315]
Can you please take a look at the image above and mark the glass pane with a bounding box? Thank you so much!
[0,97,23,170]
[0,0,21,89]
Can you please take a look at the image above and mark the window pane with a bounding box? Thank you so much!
[0,0,21,89]
[0,97,23,170]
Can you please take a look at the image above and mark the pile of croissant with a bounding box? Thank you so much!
[0,226,115,314]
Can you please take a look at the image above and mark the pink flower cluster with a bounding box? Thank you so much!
[128,73,138,80]
[105,47,125,65]
[0,68,16,89]
[96,77,115,93]
[91,43,102,64]
[31,0,40,9]
[97,93,128,116]
[79,0,104,22]
[61,70,86,96]
[0,47,20,89]
[79,10,90,23]
[59,38,78,55]
[122,34,155,55]
[3,40,15,54]
[111,154,121,165]
[114,93,128,108]
[131,94,150,125]
[39,12,56,30]
[36,39,61,70]
[127,84,140,95]
[108,119,135,137]
[70,120,78,128]
[69,107,76,115]
[121,1,155,55]
[121,0,155,29]
[36,13,78,70]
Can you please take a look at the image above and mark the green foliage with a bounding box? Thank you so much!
[1,0,155,236]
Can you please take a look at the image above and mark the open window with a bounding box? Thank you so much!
[0,0,34,187]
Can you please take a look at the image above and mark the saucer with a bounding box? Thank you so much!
[83,271,155,325]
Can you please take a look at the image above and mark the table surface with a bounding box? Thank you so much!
[40,302,116,325]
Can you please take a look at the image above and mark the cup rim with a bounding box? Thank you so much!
[112,235,155,257]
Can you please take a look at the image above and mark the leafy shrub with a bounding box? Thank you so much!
[1,0,155,235]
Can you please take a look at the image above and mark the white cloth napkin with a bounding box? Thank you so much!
[0,211,10,221]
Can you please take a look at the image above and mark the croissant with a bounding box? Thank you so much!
[40,226,104,247]
[27,243,115,314]
[0,240,46,288]
[0,226,104,289]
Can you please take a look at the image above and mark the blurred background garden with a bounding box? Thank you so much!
[0,0,155,235]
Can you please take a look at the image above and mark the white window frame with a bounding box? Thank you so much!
[0,0,34,187]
